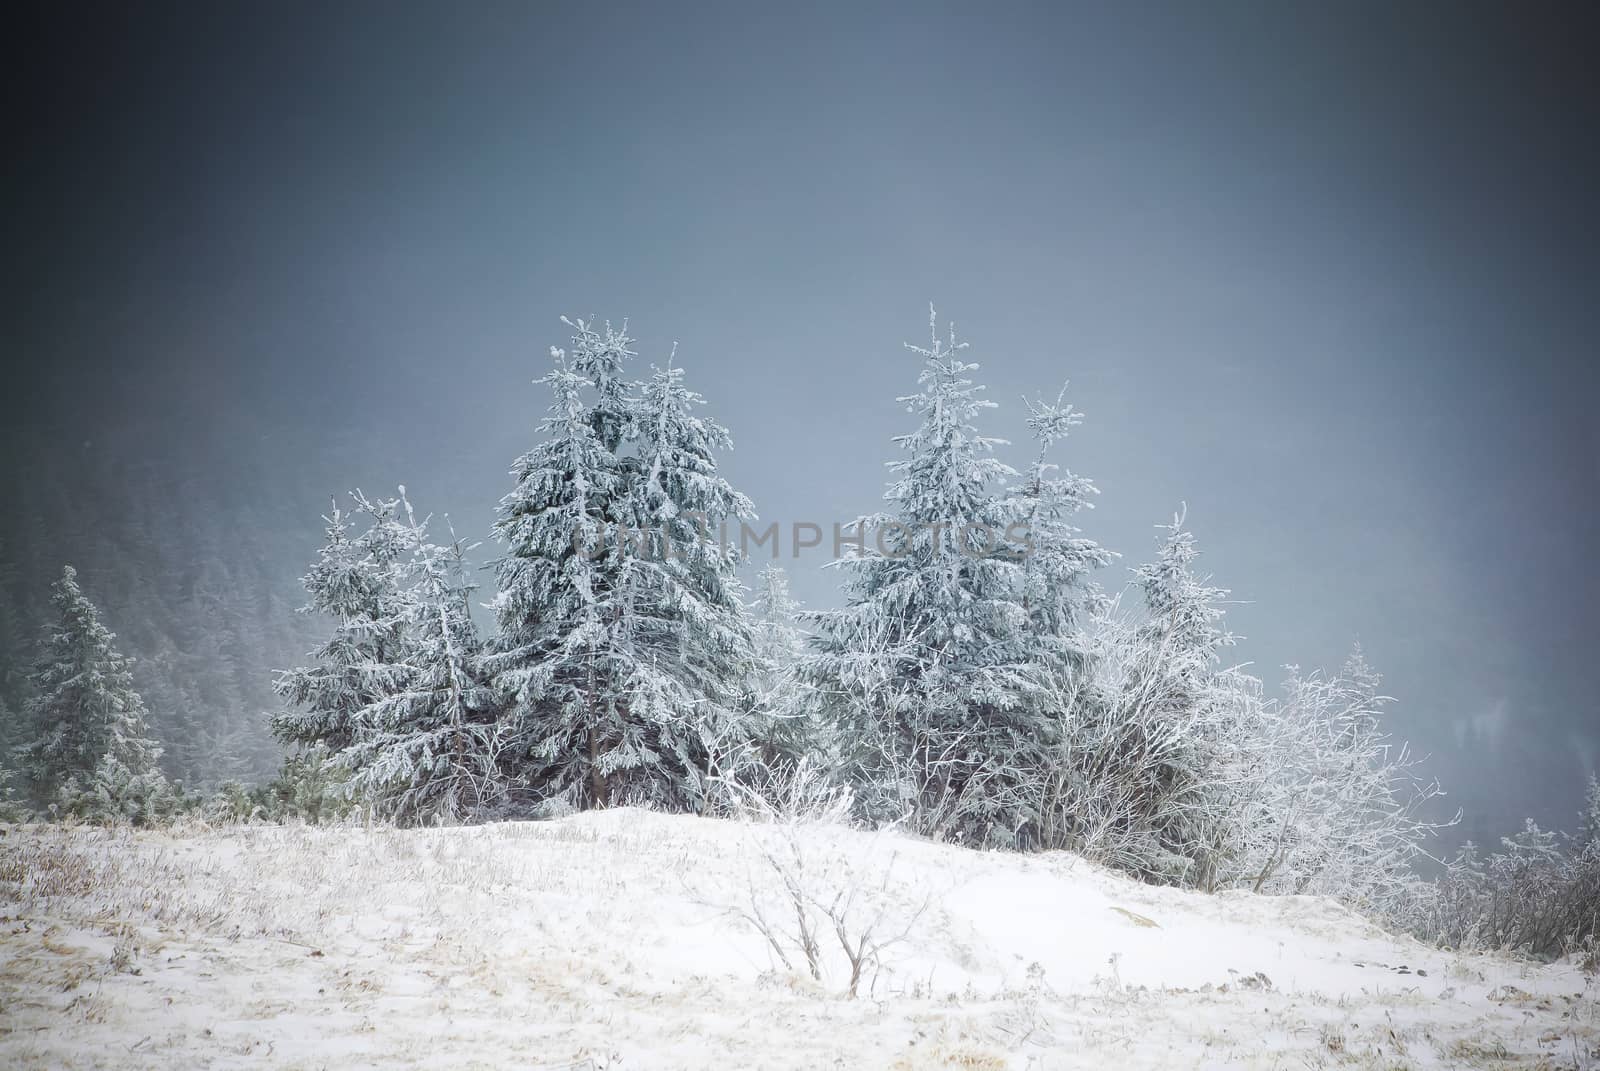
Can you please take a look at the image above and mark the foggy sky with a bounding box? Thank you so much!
[7,1,1598,839]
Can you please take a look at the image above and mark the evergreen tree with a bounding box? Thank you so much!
[344,533,501,822]
[1127,511,1242,886]
[751,564,806,680]
[748,563,811,766]
[16,565,164,806]
[487,320,758,812]
[1000,386,1118,851]
[805,309,1035,843]
[1132,511,1236,705]
[272,490,422,754]
[1030,512,1250,880]
[623,354,759,789]
[487,331,635,808]
[1012,385,1114,663]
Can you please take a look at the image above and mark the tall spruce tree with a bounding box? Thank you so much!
[995,386,1118,851]
[624,355,758,794]
[16,565,164,806]
[488,320,758,812]
[805,309,1036,843]
[487,330,635,809]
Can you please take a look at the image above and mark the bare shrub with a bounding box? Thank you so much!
[713,760,931,997]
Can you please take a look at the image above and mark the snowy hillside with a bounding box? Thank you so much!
[2,810,1594,1069]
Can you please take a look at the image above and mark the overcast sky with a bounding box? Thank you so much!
[7,1,1597,839]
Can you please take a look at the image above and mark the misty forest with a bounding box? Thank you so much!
[3,3,1597,1069]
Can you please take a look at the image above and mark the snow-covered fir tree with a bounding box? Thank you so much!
[1125,511,1245,886]
[272,490,424,754]
[1012,385,1114,664]
[746,562,811,768]
[991,386,1121,852]
[1133,510,1235,672]
[750,562,807,715]
[486,335,628,809]
[624,354,759,789]
[487,320,758,812]
[566,314,635,455]
[342,532,502,823]
[1014,512,1247,873]
[804,309,1037,844]
[1045,511,1254,885]
[15,565,165,807]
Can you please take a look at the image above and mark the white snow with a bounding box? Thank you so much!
[2,809,1594,1069]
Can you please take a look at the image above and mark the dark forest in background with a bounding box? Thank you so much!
[0,412,325,786]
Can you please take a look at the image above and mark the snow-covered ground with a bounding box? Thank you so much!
[1,809,1594,1069]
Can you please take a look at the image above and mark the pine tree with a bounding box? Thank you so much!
[343,533,501,822]
[1013,385,1114,662]
[621,354,759,795]
[1000,386,1117,851]
[1016,509,1258,870]
[751,565,806,679]
[748,563,811,767]
[273,490,422,754]
[805,309,1034,843]
[1124,510,1242,886]
[16,565,164,807]
[486,330,635,809]
[487,321,759,812]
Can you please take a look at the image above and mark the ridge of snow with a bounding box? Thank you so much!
[2,809,1593,1069]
